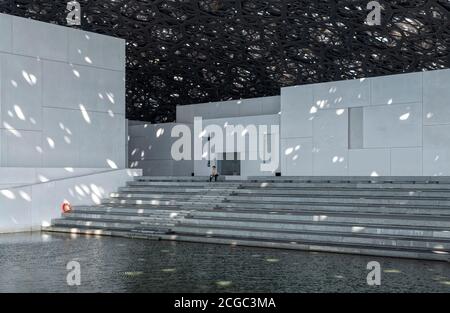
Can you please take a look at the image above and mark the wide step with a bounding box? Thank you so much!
[45,176,450,262]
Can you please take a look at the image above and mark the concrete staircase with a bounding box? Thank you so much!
[44,176,450,262]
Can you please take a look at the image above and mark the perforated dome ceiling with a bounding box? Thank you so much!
[1,0,449,122]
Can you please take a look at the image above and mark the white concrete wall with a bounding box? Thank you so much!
[281,69,450,176]
[176,96,280,123]
[0,169,141,233]
[129,96,281,177]
[196,115,280,177]
[0,13,126,169]
[128,122,194,176]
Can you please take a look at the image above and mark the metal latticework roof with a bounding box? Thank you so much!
[1,0,449,122]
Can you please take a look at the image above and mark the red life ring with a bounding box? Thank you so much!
[62,202,72,213]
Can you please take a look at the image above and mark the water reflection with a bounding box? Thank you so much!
[0,232,449,293]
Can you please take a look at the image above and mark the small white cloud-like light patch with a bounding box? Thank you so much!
[332,156,339,163]
[91,193,101,204]
[41,221,51,227]
[370,171,379,177]
[79,104,91,124]
[336,109,345,115]
[241,128,248,136]
[131,149,138,156]
[106,93,115,104]
[106,159,118,169]
[14,105,26,121]
[292,155,299,161]
[64,136,71,144]
[352,226,365,232]
[427,112,434,119]
[11,80,18,87]
[108,110,115,117]
[47,137,55,149]
[19,190,31,202]
[72,69,80,78]
[29,117,36,125]
[84,34,90,40]
[75,185,85,196]
[387,99,393,105]
[285,147,294,155]
[98,93,104,99]
[35,146,43,154]
[399,113,410,121]
[7,110,13,117]
[38,175,49,183]
[199,130,206,138]
[84,56,93,64]
[3,122,22,138]
[22,70,37,85]
[435,155,440,162]
[295,145,301,151]
[156,128,164,138]
[1,190,15,199]
[310,106,318,114]
[64,167,74,172]
[202,151,208,158]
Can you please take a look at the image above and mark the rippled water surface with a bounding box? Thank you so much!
[0,232,449,293]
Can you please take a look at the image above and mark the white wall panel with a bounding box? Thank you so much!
[348,149,390,176]
[313,108,348,150]
[423,148,450,176]
[1,129,42,167]
[313,78,370,109]
[0,14,12,53]
[68,29,125,71]
[43,61,125,114]
[391,147,422,176]
[1,54,42,131]
[423,69,450,125]
[371,72,422,106]
[282,138,313,176]
[281,85,313,138]
[313,148,348,176]
[12,16,68,61]
[364,102,422,148]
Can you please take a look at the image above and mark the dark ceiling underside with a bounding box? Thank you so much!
[1,0,449,122]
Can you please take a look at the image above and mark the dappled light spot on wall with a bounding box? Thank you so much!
[21,70,37,85]
[64,167,74,172]
[19,191,31,202]
[106,92,115,104]
[1,190,16,199]
[371,171,379,177]
[399,113,410,121]
[14,105,26,121]
[84,56,93,64]
[156,128,164,138]
[336,109,345,116]
[285,147,294,155]
[427,112,433,119]
[106,159,119,169]
[3,122,22,138]
[10,80,18,87]
[72,69,80,78]
[38,175,49,183]
[46,137,55,149]
[64,136,72,144]
[387,99,393,105]
[79,104,91,123]
[35,146,43,154]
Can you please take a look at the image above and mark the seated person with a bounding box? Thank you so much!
[209,166,219,182]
